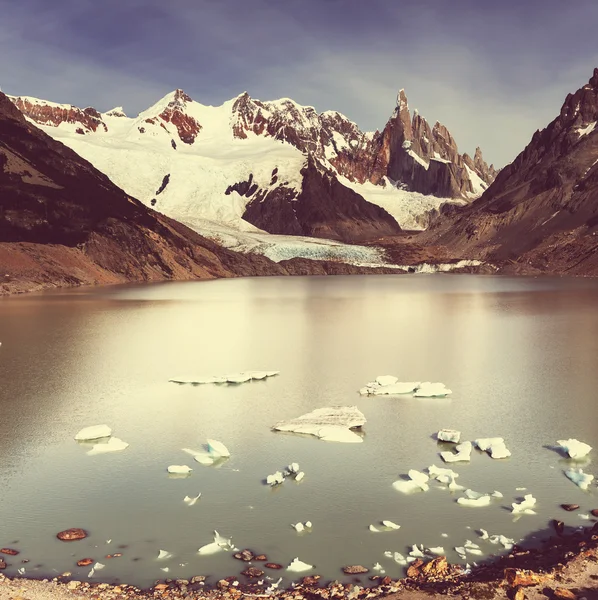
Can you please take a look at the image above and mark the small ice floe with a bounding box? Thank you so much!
[427,465,462,490]
[198,531,237,555]
[88,562,105,578]
[359,376,421,396]
[292,522,312,533]
[491,491,504,498]
[373,563,385,573]
[488,534,515,549]
[170,371,279,385]
[183,493,202,506]
[438,429,461,443]
[440,441,472,463]
[161,567,170,573]
[207,439,230,458]
[167,465,192,475]
[369,521,400,532]
[516,487,527,491]
[272,406,366,443]
[409,544,426,558]
[376,375,398,387]
[384,551,407,566]
[17,567,25,575]
[474,438,511,459]
[556,439,592,459]
[428,546,445,555]
[75,424,112,441]
[457,489,492,507]
[295,471,305,482]
[287,557,314,572]
[565,468,594,490]
[464,540,483,555]
[266,577,283,594]
[86,437,129,455]
[393,469,430,494]
[287,463,300,474]
[454,547,467,561]
[382,520,401,530]
[158,550,172,560]
[478,529,489,540]
[579,513,593,520]
[266,471,285,486]
[511,494,537,514]
[441,533,449,538]
[414,382,452,398]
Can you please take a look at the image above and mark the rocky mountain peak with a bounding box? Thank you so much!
[156,89,201,145]
[105,106,127,118]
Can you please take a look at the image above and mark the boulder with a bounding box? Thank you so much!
[57,528,88,541]
[343,565,369,575]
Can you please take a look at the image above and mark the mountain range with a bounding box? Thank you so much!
[1,68,597,293]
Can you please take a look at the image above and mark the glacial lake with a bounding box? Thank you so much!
[0,275,597,588]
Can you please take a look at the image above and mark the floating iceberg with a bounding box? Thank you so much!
[158,550,172,560]
[183,493,201,506]
[464,540,483,555]
[409,544,426,558]
[565,468,594,490]
[75,424,112,441]
[370,521,400,532]
[440,441,472,463]
[438,429,461,443]
[170,371,279,385]
[272,406,365,443]
[457,489,492,507]
[167,465,192,475]
[511,494,537,514]
[193,453,216,466]
[295,471,305,482]
[287,557,314,572]
[287,463,300,474]
[557,439,592,459]
[474,438,511,459]
[359,376,420,396]
[198,531,237,555]
[373,562,385,573]
[382,520,401,530]
[393,470,430,494]
[428,546,445,555]
[414,382,452,397]
[428,464,459,484]
[207,439,230,458]
[266,471,285,486]
[376,375,398,386]
[86,437,129,455]
[197,542,223,555]
[292,521,312,532]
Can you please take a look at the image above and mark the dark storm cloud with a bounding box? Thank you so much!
[1,0,597,165]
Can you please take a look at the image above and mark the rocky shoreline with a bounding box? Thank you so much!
[1,522,597,600]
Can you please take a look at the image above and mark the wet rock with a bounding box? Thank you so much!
[241,567,264,578]
[233,549,254,562]
[504,568,550,587]
[254,554,268,561]
[301,575,321,586]
[56,528,88,541]
[0,559,6,570]
[512,588,526,600]
[553,520,565,536]
[190,576,206,584]
[553,589,577,599]
[0,548,19,556]
[406,559,424,578]
[561,504,580,512]
[265,563,283,570]
[421,556,449,579]
[343,565,369,575]
[76,558,94,567]
[67,581,81,590]
[154,583,169,591]
[591,509,598,517]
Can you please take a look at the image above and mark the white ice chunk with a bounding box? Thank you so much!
[17,567,25,575]
[288,463,300,474]
[376,375,399,386]
[511,494,537,514]
[474,438,504,452]
[491,491,504,498]
[197,542,223,555]
[295,472,305,482]
[75,424,112,441]
[373,562,385,573]
[441,533,449,538]
[382,520,400,530]
[369,524,383,532]
[393,470,430,494]
[207,439,230,458]
[86,437,129,455]
[293,522,305,532]
[393,552,407,565]
[160,567,170,573]
[287,557,314,572]
[409,544,425,558]
[478,529,489,540]
[438,429,461,443]
[457,489,492,507]
[158,550,172,560]
[565,468,594,490]
[224,373,253,383]
[428,465,459,482]
[448,477,465,492]
[372,382,420,395]
[213,530,235,550]
[183,493,201,506]
[557,439,592,459]
[167,465,192,475]
[305,521,312,528]
[273,406,365,443]
[414,382,452,397]
[193,452,215,466]
[440,441,472,463]
[266,471,285,486]
[488,534,515,549]
[408,469,430,491]
[428,546,445,555]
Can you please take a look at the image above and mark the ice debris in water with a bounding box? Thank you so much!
[428,546,445,555]
[86,437,129,455]
[292,521,312,532]
[479,531,515,549]
[183,493,201,506]
[272,406,365,443]
[414,382,452,397]
[266,577,283,594]
[393,470,429,494]
[409,544,426,558]
[457,489,493,507]
[359,375,421,396]
[198,531,237,555]
[474,437,511,459]
[287,557,314,572]
[75,424,112,441]
[295,471,305,482]
[287,463,300,474]
[373,563,385,573]
[158,550,172,560]
[207,439,230,458]
[266,471,285,486]
[169,371,279,385]
[88,562,105,578]
[565,468,594,490]
[440,441,472,463]
[384,551,407,566]
[464,540,483,555]
[382,520,401,529]
[167,465,192,475]
[437,429,461,443]
[427,465,463,490]
[370,521,400,532]
[511,494,537,514]
[17,567,25,575]
[557,439,592,459]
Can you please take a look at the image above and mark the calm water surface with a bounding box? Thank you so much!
[0,275,597,587]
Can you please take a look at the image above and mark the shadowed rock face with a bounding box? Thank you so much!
[425,68,598,275]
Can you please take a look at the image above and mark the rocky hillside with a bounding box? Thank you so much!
[8,88,495,248]
[426,68,598,275]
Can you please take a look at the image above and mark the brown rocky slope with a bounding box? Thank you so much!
[425,68,598,275]
[0,92,397,295]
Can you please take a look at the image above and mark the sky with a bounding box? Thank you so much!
[1,0,597,167]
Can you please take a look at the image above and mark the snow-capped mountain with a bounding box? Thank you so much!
[9,87,496,249]
[426,68,598,275]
